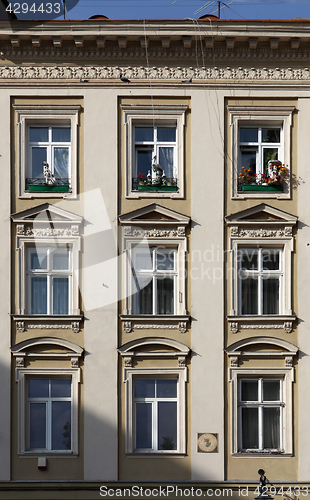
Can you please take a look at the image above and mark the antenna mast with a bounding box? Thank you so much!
[63,0,66,19]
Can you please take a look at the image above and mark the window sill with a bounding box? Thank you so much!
[232,452,291,458]
[232,191,290,200]
[227,315,296,334]
[27,185,70,193]
[126,452,186,458]
[241,184,283,192]
[19,192,77,199]
[12,314,83,333]
[19,451,77,457]
[120,314,190,333]
[126,191,183,199]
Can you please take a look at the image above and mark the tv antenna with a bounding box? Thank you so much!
[194,1,233,19]
[63,0,66,19]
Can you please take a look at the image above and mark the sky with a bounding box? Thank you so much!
[62,0,310,21]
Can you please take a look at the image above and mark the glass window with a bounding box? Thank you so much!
[134,379,178,452]
[132,248,177,315]
[27,246,72,315]
[238,378,282,452]
[27,378,72,452]
[239,248,282,315]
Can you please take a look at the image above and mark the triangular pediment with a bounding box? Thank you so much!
[119,203,190,225]
[11,203,83,224]
[226,203,297,225]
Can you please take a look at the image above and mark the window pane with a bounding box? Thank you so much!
[263,278,279,314]
[30,249,47,270]
[262,128,280,143]
[134,379,155,398]
[136,277,153,314]
[136,403,152,449]
[263,380,280,401]
[135,250,153,271]
[242,407,258,449]
[137,150,153,178]
[157,277,174,315]
[30,127,48,143]
[262,250,280,270]
[157,128,176,142]
[54,148,69,178]
[52,127,71,143]
[53,277,69,315]
[158,147,174,179]
[240,150,256,177]
[263,407,280,449]
[241,250,258,270]
[28,379,49,398]
[53,250,69,270]
[241,380,258,401]
[241,277,258,315]
[51,379,71,398]
[158,402,177,450]
[29,403,46,449]
[31,147,47,178]
[157,379,177,398]
[52,401,71,450]
[156,250,175,271]
[240,128,258,143]
[135,127,153,142]
[31,277,47,314]
[263,148,278,171]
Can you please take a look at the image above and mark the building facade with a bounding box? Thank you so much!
[0,14,309,499]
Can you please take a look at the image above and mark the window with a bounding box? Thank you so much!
[16,368,80,455]
[230,367,294,455]
[134,378,178,452]
[238,378,283,452]
[13,104,80,198]
[228,105,294,198]
[121,104,188,198]
[134,126,177,189]
[124,367,187,455]
[132,247,177,315]
[238,248,282,315]
[27,126,71,190]
[27,378,72,452]
[238,127,282,189]
[27,246,72,315]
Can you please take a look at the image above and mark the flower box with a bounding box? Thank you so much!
[242,184,283,192]
[138,184,178,192]
[28,184,70,192]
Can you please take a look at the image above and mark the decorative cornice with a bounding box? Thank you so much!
[227,316,296,333]
[1,64,310,81]
[230,227,293,238]
[12,315,83,332]
[120,315,190,333]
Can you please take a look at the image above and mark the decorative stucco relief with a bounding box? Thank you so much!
[124,227,185,238]
[232,227,293,238]
[1,65,310,81]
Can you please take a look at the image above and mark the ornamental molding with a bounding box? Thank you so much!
[124,227,185,239]
[121,318,189,333]
[227,317,295,334]
[16,224,79,237]
[230,227,293,238]
[13,316,82,333]
[1,64,310,81]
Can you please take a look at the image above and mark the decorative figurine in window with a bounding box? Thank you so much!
[42,161,57,185]
[152,155,163,185]
[267,159,282,185]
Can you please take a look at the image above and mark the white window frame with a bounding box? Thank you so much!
[26,245,72,315]
[230,367,294,456]
[231,239,293,318]
[16,368,80,455]
[124,367,187,455]
[228,105,295,199]
[238,247,283,316]
[13,104,80,199]
[28,125,71,182]
[17,236,80,316]
[121,104,188,199]
[124,238,187,317]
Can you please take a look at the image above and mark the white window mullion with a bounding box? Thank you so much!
[153,400,158,452]
[46,400,51,451]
